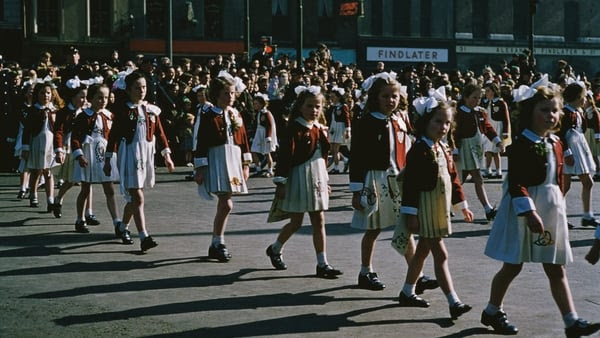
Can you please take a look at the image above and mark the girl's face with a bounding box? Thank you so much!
[217,85,235,108]
[484,88,495,100]
[127,77,147,103]
[531,98,561,136]
[465,89,482,108]
[377,84,400,115]
[330,93,340,104]
[252,99,263,111]
[109,91,115,104]
[196,90,206,104]
[91,87,110,111]
[425,108,453,142]
[300,96,322,122]
[570,90,586,108]
[38,86,52,105]
[72,89,87,109]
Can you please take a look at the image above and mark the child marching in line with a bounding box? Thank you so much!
[454,83,504,221]
[350,73,437,293]
[397,96,474,320]
[482,85,600,337]
[558,82,600,228]
[482,82,511,179]
[327,87,351,174]
[21,82,59,211]
[71,84,128,242]
[265,85,343,279]
[104,71,175,252]
[194,76,252,262]
[15,83,34,199]
[250,93,278,177]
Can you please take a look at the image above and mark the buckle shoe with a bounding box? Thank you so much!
[398,292,430,307]
[581,218,600,227]
[30,197,39,208]
[266,245,287,270]
[140,236,158,252]
[120,229,134,245]
[358,272,385,290]
[450,302,472,319]
[316,264,343,279]
[486,207,497,221]
[75,220,90,233]
[415,275,439,294]
[53,203,62,218]
[565,319,600,338]
[208,244,232,262]
[481,310,518,335]
[85,214,100,225]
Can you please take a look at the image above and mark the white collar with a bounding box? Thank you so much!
[492,97,499,103]
[460,105,472,113]
[83,108,95,116]
[211,106,224,115]
[126,101,148,109]
[563,103,581,113]
[420,136,435,148]
[522,129,544,143]
[370,112,388,120]
[296,116,320,129]
[67,102,79,111]
[34,102,55,110]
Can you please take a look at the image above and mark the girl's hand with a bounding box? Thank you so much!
[77,155,88,168]
[344,130,351,139]
[352,193,364,211]
[243,164,250,181]
[565,155,575,166]
[194,168,204,185]
[524,211,544,234]
[407,215,419,233]
[327,185,331,194]
[275,185,286,200]
[164,154,175,172]
[55,152,65,164]
[21,150,29,161]
[103,162,112,176]
[496,142,505,153]
[462,208,474,222]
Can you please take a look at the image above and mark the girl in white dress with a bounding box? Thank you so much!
[558,83,600,227]
[482,86,599,337]
[265,85,342,279]
[15,83,34,199]
[104,72,175,252]
[326,87,351,174]
[72,84,126,241]
[482,82,511,179]
[250,93,277,177]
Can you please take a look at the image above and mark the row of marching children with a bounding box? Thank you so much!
[194,70,600,337]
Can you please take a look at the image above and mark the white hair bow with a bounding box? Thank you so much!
[192,84,207,93]
[36,75,53,84]
[331,86,345,96]
[112,68,135,90]
[294,85,321,95]
[412,96,439,116]
[428,86,447,102]
[512,85,537,102]
[254,92,269,101]
[400,85,407,98]
[354,89,362,99]
[217,70,246,93]
[567,75,586,89]
[361,71,397,91]
[530,73,549,89]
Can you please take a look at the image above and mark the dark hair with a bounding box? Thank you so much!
[413,100,451,138]
[330,89,346,104]
[364,77,401,113]
[459,83,482,106]
[289,89,323,120]
[562,83,585,103]
[518,86,559,132]
[483,82,500,97]
[124,71,146,90]
[87,84,109,102]
[32,82,54,104]
[63,83,89,103]
[208,76,235,104]
[253,95,268,108]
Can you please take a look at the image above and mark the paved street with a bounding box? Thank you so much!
[1,166,599,337]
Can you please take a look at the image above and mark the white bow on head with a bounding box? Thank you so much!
[361,71,397,91]
[217,70,246,93]
[354,89,362,99]
[428,86,447,102]
[192,84,207,93]
[530,73,549,89]
[36,75,53,84]
[512,85,537,102]
[412,96,439,116]
[400,85,407,98]
[567,75,586,89]
[112,68,135,90]
[294,85,321,95]
[331,86,345,96]
[254,92,269,101]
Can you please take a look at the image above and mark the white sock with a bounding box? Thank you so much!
[75,217,83,223]
[113,219,122,227]
[484,303,501,315]
[316,252,328,267]
[446,291,461,306]
[563,312,579,328]
[271,241,283,254]
[402,283,416,297]
[484,204,493,213]
[359,265,372,275]
[85,209,93,217]
[119,222,128,231]
[139,231,148,240]
[211,235,224,246]
[583,212,595,220]
[47,196,54,204]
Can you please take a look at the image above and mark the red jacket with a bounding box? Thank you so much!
[454,105,499,147]
[22,103,57,149]
[71,108,113,158]
[54,103,79,152]
[483,97,510,135]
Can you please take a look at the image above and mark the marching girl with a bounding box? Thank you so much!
[398,95,474,320]
[21,82,58,210]
[15,83,34,199]
[558,82,600,228]
[482,86,600,337]
[265,85,343,279]
[71,84,127,241]
[350,73,436,293]
[583,91,600,180]
[250,93,278,177]
[104,71,175,252]
[53,78,90,220]
[327,87,351,174]
[193,76,252,262]
[482,82,511,179]
[454,83,504,221]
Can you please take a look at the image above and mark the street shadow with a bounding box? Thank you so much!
[570,238,594,248]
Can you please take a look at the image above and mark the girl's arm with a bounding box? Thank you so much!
[70,114,88,167]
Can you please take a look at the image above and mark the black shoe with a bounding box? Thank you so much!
[316,264,343,279]
[208,244,232,262]
[53,203,62,218]
[266,245,287,270]
[141,236,158,252]
[398,292,430,308]
[30,198,39,208]
[120,229,134,245]
[75,220,90,233]
[17,190,26,199]
[358,272,386,290]
[495,173,503,179]
[415,275,439,295]
[85,214,100,225]
[486,207,497,221]
[568,222,576,229]
[481,310,518,335]
[581,218,600,227]
[565,319,600,338]
[46,203,53,213]
[450,302,472,319]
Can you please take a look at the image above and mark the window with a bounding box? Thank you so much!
[318,0,335,40]
[272,0,290,41]
[420,0,431,37]
[90,0,111,37]
[472,1,488,39]
[37,0,60,36]
[146,0,166,38]
[204,0,223,39]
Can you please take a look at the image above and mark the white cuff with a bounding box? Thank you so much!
[512,196,536,215]
[243,152,253,163]
[6,137,15,142]
[105,151,114,158]
[452,148,458,155]
[345,127,351,132]
[401,206,418,215]
[273,176,287,185]
[160,147,172,157]
[194,157,208,168]
[492,136,502,145]
[72,149,84,158]
[502,133,510,138]
[454,200,468,211]
[595,133,600,140]
[22,145,30,151]
[55,147,65,154]
[266,137,272,142]
[349,182,363,192]
[563,148,573,157]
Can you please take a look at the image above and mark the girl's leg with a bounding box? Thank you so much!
[398,238,432,307]
[563,174,572,196]
[101,182,120,221]
[128,188,146,234]
[482,262,523,333]
[579,174,599,226]
[470,169,496,219]
[208,193,234,261]
[55,181,74,205]
[29,169,41,206]
[493,153,502,177]
[76,182,91,221]
[85,186,98,224]
[308,210,342,278]
[542,264,575,316]
[42,169,54,209]
[265,153,274,175]
[266,213,304,270]
[358,228,385,290]
[330,143,340,172]
[484,152,493,176]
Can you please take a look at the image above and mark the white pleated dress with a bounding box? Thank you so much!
[250,109,278,154]
[26,105,56,170]
[482,103,505,154]
[563,105,596,176]
[485,134,572,265]
[74,109,118,183]
[328,104,349,145]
